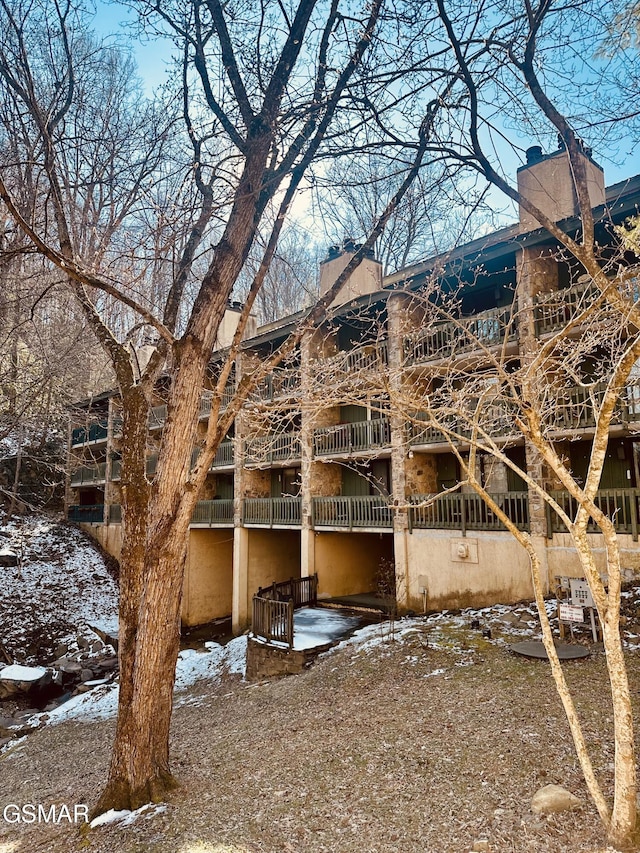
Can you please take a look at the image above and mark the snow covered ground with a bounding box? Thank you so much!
[26,635,248,727]
[0,512,119,662]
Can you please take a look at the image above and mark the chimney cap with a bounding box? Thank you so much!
[526,145,544,165]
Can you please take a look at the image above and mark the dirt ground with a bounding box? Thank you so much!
[0,607,638,853]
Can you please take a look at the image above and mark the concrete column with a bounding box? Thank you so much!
[232,526,250,633]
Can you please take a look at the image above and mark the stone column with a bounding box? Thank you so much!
[516,246,560,588]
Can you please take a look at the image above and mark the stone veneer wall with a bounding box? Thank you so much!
[246,636,333,680]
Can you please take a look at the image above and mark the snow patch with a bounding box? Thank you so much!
[0,664,46,681]
[89,803,167,828]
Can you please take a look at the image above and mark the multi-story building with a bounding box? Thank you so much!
[67,148,640,633]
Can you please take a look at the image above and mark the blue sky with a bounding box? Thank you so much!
[90,1,637,193]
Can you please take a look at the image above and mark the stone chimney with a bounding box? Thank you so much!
[516,142,605,231]
[319,239,383,308]
[215,301,257,350]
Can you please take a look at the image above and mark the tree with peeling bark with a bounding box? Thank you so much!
[0,0,458,813]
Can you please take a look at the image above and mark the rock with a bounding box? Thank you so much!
[58,660,82,674]
[472,840,490,852]
[96,656,119,671]
[90,639,104,653]
[531,784,581,814]
[80,669,95,682]
[77,636,90,650]
[89,625,119,651]
[53,643,69,659]
[0,550,18,567]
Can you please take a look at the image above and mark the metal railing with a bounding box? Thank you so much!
[313,417,391,456]
[408,492,530,533]
[405,306,515,365]
[312,496,393,529]
[68,504,104,523]
[70,463,107,486]
[243,497,302,526]
[547,489,640,540]
[244,432,301,464]
[191,499,234,526]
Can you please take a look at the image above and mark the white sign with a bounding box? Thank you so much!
[559,603,585,623]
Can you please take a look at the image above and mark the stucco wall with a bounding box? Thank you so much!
[313,531,393,598]
[545,532,640,582]
[183,528,234,627]
[399,529,533,612]
[83,522,123,561]
[246,529,301,595]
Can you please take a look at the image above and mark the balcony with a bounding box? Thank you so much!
[244,432,301,465]
[313,417,391,457]
[534,279,599,335]
[148,387,235,430]
[409,492,530,533]
[547,489,640,540]
[549,380,640,433]
[243,497,301,527]
[68,504,104,523]
[312,496,393,529]
[191,499,234,526]
[405,306,515,366]
[70,463,107,486]
[71,421,108,447]
[315,340,388,379]
[254,368,301,402]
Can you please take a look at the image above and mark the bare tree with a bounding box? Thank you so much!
[0,0,456,813]
[358,0,640,844]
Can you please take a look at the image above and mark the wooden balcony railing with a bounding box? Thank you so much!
[244,432,301,465]
[71,421,108,446]
[405,306,515,365]
[534,279,599,335]
[547,489,640,540]
[312,496,393,529]
[243,497,302,526]
[315,340,388,377]
[148,386,235,430]
[191,499,234,526]
[313,417,391,456]
[68,504,105,523]
[70,463,107,486]
[254,368,301,402]
[409,492,530,533]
